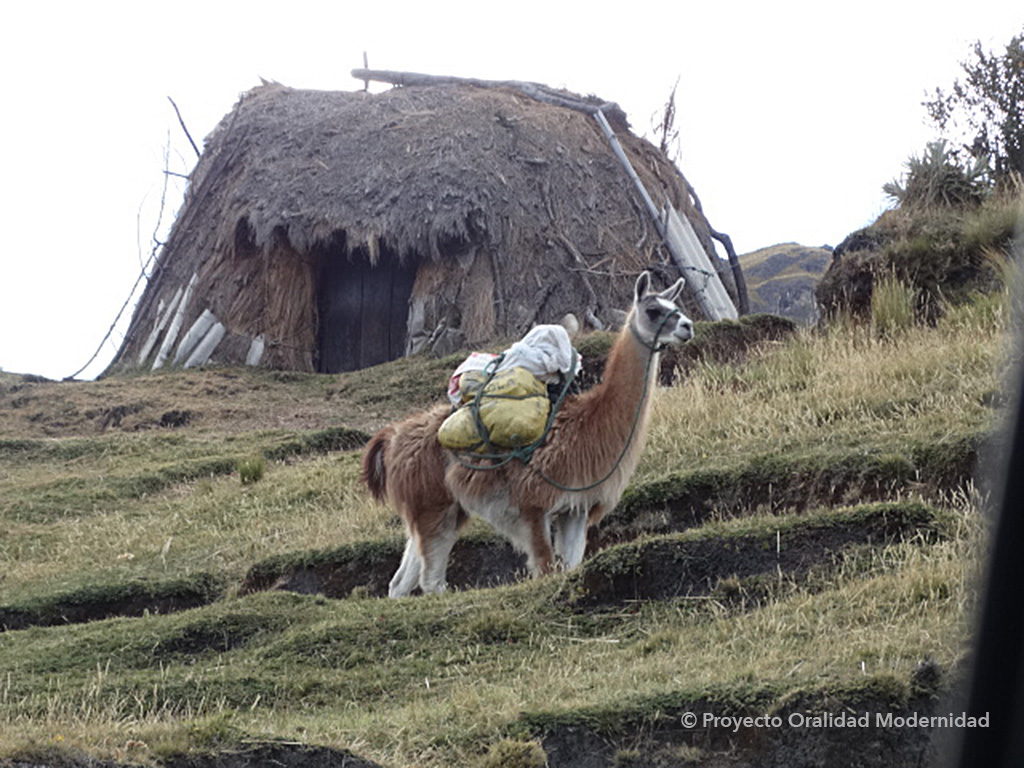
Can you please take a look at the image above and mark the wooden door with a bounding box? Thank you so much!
[318,251,417,373]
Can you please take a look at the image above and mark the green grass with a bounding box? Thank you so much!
[0,572,226,631]
[0,287,1012,766]
[871,271,917,340]
[0,504,982,764]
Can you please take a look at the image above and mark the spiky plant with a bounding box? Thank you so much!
[884,140,991,208]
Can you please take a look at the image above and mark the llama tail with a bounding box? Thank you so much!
[360,426,393,503]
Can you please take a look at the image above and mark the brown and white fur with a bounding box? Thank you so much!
[361,272,693,597]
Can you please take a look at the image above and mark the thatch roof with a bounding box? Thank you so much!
[109,81,729,374]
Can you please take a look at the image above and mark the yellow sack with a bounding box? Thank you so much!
[438,366,550,452]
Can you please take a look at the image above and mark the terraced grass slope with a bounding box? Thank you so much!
[0,296,1012,768]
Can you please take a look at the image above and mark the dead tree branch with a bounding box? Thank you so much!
[678,176,750,315]
[168,96,200,159]
[69,129,182,379]
[655,77,680,157]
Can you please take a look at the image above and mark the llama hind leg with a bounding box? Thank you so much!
[417,503,462,594]
[389,535,422,598]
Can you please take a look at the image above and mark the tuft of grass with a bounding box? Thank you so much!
[961,191,1023,251]
[883,140,989,209]
[481,739,548,768]
[237,456,266,485]
[871,271,917,340]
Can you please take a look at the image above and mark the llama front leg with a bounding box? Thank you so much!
[552,510,588,570]
[587,502,611,528]
[524,506,555,576]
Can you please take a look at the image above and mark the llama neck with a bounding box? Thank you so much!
[537,312,662,496]
[584,315,659,443]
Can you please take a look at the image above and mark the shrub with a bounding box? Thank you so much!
[961,191,1023,251]
[924,28,1024,181]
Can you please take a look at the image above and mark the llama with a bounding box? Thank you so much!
[361,272,693,596]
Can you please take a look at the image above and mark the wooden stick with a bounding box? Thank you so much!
[596,111,735,320]
[676,172,750,314]
[350,68,620,116]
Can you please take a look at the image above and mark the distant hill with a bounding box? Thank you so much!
[740,242,833,324]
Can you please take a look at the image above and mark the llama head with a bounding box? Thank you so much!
[630,272,693,348]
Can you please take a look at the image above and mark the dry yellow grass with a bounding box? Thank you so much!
[639,300,1008,483]
[1,452,395,599]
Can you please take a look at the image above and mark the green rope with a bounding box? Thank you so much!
[452,348,579,470]
[451,309,680,493]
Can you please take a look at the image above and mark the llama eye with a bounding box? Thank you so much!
[646,308,663,322]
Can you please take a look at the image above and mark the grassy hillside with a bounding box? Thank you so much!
[0,288,1014,766]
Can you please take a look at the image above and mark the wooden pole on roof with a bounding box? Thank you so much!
[350,68,620,116]
[593,110,662,224]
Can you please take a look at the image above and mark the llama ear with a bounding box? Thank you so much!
[659,277,685,304]
[634,272,652,304]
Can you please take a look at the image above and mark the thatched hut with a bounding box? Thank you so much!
[108,79,734,374]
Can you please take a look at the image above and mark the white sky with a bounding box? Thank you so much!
[1,1,1021,379]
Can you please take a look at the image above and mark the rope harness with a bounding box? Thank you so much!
[451,307,681,492]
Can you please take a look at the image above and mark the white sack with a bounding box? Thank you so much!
[497,324,578,383]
